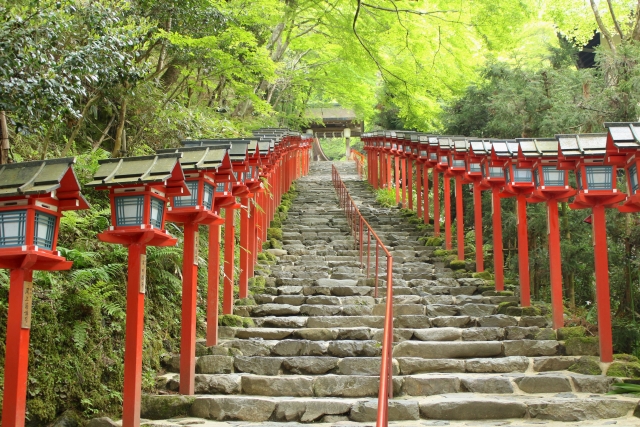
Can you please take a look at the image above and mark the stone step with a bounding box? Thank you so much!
[159,371,619,398]
[140,393,639,423]
[164,353,604,376]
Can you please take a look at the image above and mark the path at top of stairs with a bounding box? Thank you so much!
[139,161,640,427]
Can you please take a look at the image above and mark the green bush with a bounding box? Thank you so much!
[472,271,493,280]
[425,237,444,247]
[267,227,283,241]
[449,260,466,270]
[218,314,254,328]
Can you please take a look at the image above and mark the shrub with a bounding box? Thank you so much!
[449,260,466,270]
[267,228,283,241]
[425,237,444,247]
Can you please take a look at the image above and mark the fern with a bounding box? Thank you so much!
[72,321,89,350]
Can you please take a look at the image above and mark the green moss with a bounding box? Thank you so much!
[473,271,493,280]
[235,297,256,307]
[607,361,640,378]
[218,314,253,328]
[269,238,283,249]
[267,227,283,241]
[497,301,518,314]
[497,291,514,296]
[433,249,449,257]
[565,336,599,356]
[521,306,542,316]
[248,276,266,295]
[614,354,640,363]
[425,237,444,247]
[449,260,466,270]
[557,326,587,340]
[505,306,523,316]
[568,356,602,375]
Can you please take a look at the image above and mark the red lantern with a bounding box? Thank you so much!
[0,158,89,427]
[493,141,534,306]
[466,140,489,272]
[87,153,187,427]
[557,133,624,363]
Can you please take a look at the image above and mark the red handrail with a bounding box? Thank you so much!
[350,149,366,179]
[331,165,394,427]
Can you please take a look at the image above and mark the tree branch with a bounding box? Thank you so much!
[589,0,616,51]
[606,0,625,40]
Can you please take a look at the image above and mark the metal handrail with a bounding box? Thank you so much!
[330,164,394,427]
[350,149,366,179]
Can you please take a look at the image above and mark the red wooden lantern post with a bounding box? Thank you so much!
[379,131,389,188]
[157,146,228,395]
[411,134,423,218]
[87,154,187,427]
[517,138,575,329]
[435,137,454,250]
[448,138,470,260]
[401,133,415,210]
[416,135,430,224]
[390,133,401,205]
[493,141,535,305]
[425,137,441,235]
[557,133,624,363]
[383,132,393,189]
[465,140,488,272]
[395,133,408,208]
[476,140,508,290]
[0,159,89,427]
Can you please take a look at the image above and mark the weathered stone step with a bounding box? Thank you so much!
[140,393,638,423]
[164,353,610,377]
[160,370,618,398]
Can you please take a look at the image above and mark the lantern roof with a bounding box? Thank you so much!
[437,136,453,150]
[556,133,607,158]
[258,140,273,155]
[181,139,250,162]
[0,157,90,209]
[491,140,519,160]
[86,153,186,192]
[516,138,558,159]
[469,139,492,156]
[604,122,640,150]
[453,137,470,154]
[156,146,230,172]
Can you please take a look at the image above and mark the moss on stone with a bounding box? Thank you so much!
[614,354,640,363]
[557,326,587,340]
[448,260,466,270]
[425,237,444,247]
[433,249,449,257]
[235,297,256,307]
[505,306,523,316]
[408,217,422,224]
[269,238,283,249]
[477,285,495,294]
[564,336,600,356]
[218,314,253,328]
[497,291,514,296]
[521,306,542,316]
[473,271,493,280]
[497,301,518,314]
[267,227,283,241]
[568,356,602,375]
[607,361,640,378]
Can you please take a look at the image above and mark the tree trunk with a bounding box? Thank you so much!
[61,93,101,156]
[0,111,9,164]
[112,98,127,157]
[92,114,116,152]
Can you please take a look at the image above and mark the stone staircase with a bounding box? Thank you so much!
[141,161,640,426]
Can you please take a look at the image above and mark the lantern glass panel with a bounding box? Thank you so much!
[405,146,411,152]
[469,163,481,173]
[430,153,437,160]
[513,167,532,183]
[453,160,465,168]
[174,181,199,207]
[505,167,511,182]
[543,166,564,187]
[392,144,397,149]
[115,196,144,226]
[585,165,613,190]
[489,167,504,178]
[385,142,391,148]
[150,197,164,229]
[420,150,427,156]
[34,211,56,250]
[0,210,26,248]
[216,182,227,193]
[203,183,214,210]
[440,156,448,164]
[576,170,583,190]
[629,164,639,194]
